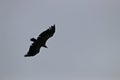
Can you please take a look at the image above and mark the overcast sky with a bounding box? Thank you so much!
[0,0,120,80]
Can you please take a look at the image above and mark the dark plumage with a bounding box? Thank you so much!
[24,24,55,57]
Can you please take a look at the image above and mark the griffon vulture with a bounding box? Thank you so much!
[24,24,55,57]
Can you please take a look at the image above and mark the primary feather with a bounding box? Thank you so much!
[24,24,55,57]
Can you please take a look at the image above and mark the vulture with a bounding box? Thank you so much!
[24,24,55,57]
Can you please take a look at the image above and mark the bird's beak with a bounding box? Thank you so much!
[43,45,48,48]
[45,46,48,48]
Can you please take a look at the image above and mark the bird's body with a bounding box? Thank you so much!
[24,25,55,57]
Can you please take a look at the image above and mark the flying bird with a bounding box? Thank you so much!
[24,24,55,57]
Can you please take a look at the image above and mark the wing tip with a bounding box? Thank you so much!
[51,24,55,31]
[53,24,55,27]
[52,24,55,28]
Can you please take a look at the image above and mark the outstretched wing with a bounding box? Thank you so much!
[24,24,55,57]
[37,24,55,45]
[24,42,41,57]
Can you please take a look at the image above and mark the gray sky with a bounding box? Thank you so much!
[0,0,120,80]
